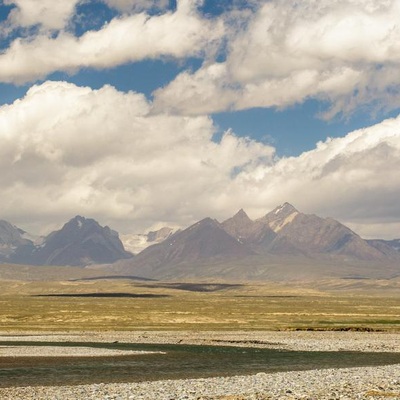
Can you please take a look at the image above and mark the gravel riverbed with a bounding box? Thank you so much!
[0,331,399,399]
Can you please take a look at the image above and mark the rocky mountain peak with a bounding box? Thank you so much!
[66,215,98,230]
[273,202,298,215]
[224,209,252,225]
[260,202,300,232]
[190,217,220,229]
[222,210,254,238]
[71,215,85,227]
[232,208,251,221]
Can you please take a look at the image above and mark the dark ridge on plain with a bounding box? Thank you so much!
[34,293,169,298]
[68,275,157,282]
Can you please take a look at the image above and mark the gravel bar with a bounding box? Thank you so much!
[0,346,161,357]
[1,330,399,352]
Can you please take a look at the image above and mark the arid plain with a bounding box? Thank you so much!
[1,263,400,331]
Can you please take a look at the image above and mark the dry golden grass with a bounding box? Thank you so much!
[0,278,399,332]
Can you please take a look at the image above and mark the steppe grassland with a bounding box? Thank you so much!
[0,278,399,331]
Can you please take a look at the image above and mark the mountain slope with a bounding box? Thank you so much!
[31,216,132,266]
[115,217,253,278]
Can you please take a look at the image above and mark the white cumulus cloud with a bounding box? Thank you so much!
[3,0,81,31]
[0,0,224,84]
[153,0,400,117]
[3,0,400,120]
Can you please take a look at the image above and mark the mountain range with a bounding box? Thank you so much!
[1,203,399,281]
[111,203,400,280]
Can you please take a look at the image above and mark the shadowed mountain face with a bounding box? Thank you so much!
[366,239,400,258]
[30,216,133,266]
[114,203,400,280]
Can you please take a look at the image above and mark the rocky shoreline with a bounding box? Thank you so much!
[0,331,399,399]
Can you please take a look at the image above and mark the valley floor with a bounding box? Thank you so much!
[0,331,399,399]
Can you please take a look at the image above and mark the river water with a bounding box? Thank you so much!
[1,341,400,387]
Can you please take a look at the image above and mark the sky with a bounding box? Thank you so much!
[0,0,399,239]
